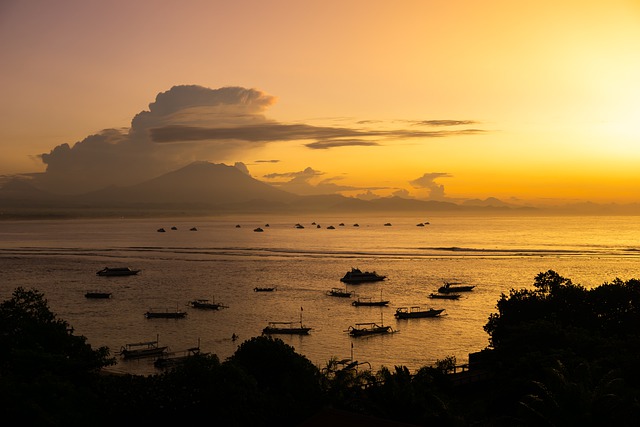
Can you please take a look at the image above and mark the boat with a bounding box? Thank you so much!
[170,226,177,230]
[189,298,228,310]
[394,306,445,319]
[154,340,205,369]
[347,322,393,337]
[96,267,140,277]
[157,228,166,232]
[326,287,354,298]
[84,290,112,299]
[438,281,476,293]
[96,267,140,276]
[384,223,392,226]
[118,336,168,359]
[327,225,335,229]
[254,287,276,292]
[351,297,389,307]
[262,307,311,335]
[190,227,198,231]
[295,223,305,229]
[144,307,187,319]
[340,267,386,284]
[254,227,264,232]
[262,321,311,335]
[429,292,462,300]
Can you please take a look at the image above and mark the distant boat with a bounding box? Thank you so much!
[339,223,345,226]
[171,226,177,230]
[262,308,311,335]
[438,281,476,293]
[190,227,198,231]
[154,344,206,369]
[351,297,389,307]
[384,223,392,226]
[96,267,140,277]
[157,228,166,232]
[295,223,305,229]
[353,223,359,227]
[394,306,445,319]
[429,292,461,300]
[254,287,276,292]
[189,298,228,310]
[340,267,386,284]
[118,335,168,359]
[84,290,112,299]
[347,322,393,337]
[235,224,241,228]
[416,223,425,227]
[326,287,354,298]
[145,307,187,319]
[327,225,335,229]
[262,321,311,335]
[351,290,389,306]
[254,227,264,232]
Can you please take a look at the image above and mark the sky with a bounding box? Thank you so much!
[1,0,639,206]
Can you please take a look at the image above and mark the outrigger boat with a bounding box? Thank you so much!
[154,339,206,369]
[254,287,276,292]
[96,267,140,276]
[189,298,228,310]
[119,335,168,359]
[262,307,311,335]
[394,306,445,319]
[429,292,461,300]
[347,322,393,337]
[438,281,476,293]
[326,287,354,298]
[145,306,187,319]
[84,290,112,299]
[351,297,389,307]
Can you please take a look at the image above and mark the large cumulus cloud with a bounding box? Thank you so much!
[37,85,276,194]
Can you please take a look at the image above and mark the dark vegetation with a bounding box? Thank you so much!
[2,270,640,426]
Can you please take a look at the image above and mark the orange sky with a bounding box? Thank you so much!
[1,0,639,206]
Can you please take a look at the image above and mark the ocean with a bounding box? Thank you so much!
[1,214,638,376]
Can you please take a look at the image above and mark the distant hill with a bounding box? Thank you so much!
[1,162,636,218]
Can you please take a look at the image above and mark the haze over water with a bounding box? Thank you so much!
[1,214,638,376]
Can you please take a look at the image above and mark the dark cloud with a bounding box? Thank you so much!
[410,172,453,200]
[254,159,280,163]
[36,85,276,194]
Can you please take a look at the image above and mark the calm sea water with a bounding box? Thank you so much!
[1,214,638,376]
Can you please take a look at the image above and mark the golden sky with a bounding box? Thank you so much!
[1,0,639,206]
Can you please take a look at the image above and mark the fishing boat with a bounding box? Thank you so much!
[96,266,140,276]
[254,286,276,292]
[262,307,311,335]
[189,298,228,310]
[84,290,112,299]
[340,267,386,284]
[326,287,354,298]
[394,306,445,319]
[438,281,476,293]
[262,321,311,335]
[144,307,187,319]
[352,297,389,307]
[118,335,168,359]
[154,340,206,369]
[429,292,462,300]
[347,322,393,337]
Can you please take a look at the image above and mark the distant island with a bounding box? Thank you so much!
[1,162,638,218]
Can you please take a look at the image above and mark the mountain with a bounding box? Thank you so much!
[79,162,298,208]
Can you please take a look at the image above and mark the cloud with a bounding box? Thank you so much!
[410,172,453,200]
[262,167,360,196]
[32,84,485,194]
